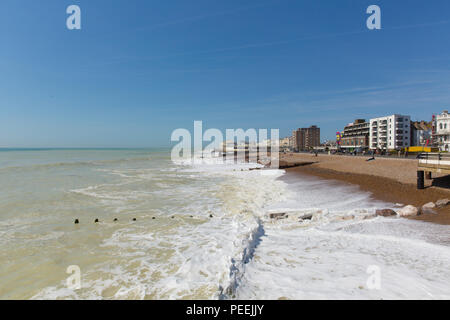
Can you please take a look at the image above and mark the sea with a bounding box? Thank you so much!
[0,148,449,299]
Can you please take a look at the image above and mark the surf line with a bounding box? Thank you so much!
[219,218,265,299]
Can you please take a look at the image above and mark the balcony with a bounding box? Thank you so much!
[436,130,450,135]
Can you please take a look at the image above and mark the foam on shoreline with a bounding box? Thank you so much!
[233,170,450,299]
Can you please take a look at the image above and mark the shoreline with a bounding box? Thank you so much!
[280,153,450,225]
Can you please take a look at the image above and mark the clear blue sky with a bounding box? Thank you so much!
[1,0,450,147]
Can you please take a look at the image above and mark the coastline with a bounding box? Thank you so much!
[280,153,450,225]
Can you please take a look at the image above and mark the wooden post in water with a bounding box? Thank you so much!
[417,170,425,190]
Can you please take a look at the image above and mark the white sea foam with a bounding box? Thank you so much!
[231,175,450,300]
[235,219,450,299]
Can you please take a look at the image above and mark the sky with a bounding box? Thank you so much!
[1,0,450,147]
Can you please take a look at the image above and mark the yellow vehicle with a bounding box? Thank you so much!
[407,146,439,153]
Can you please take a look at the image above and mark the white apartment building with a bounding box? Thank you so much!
[369,114,411,150]
[279,137,291,148]
[435,110,450,151]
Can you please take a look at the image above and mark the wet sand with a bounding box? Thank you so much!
[280,153,450,225]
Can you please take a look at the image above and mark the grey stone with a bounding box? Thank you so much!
[436,199,450,208]
[299,213,313,220]
[376,209,397,217]
[420,206,437,215]
[422,202,436,209]
[397,205,419,217]
[269,212,287,219]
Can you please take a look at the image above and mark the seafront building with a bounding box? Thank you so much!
[288,135,295,149]
[290,130,296,148]
[369,114,411,151]
[410,121,432,147]
[292,126,320,151]
[339,119,370,151]
[434,110,450,151]
[279,137,291,148]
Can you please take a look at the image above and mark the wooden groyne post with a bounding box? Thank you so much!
[417,170,424,190]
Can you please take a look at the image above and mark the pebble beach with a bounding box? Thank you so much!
[280,153,450,224]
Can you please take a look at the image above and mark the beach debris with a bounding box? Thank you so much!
[132,218,137,221]
[94,219,99,223]
[336,215,354,221]
[152,217,156,220]
[363,213,377,220]
[375,209,397,217]
[113,218,118,222]
[209,214,214,218]
[397,205,419,217]
[74,219,79,224]
[269,212,287,219]
[171,216,175,219]
[420,202,437,215]
[299,213,313,220]
[278,161,316,169]
[436,199,450,208]
[366,156,375,162]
